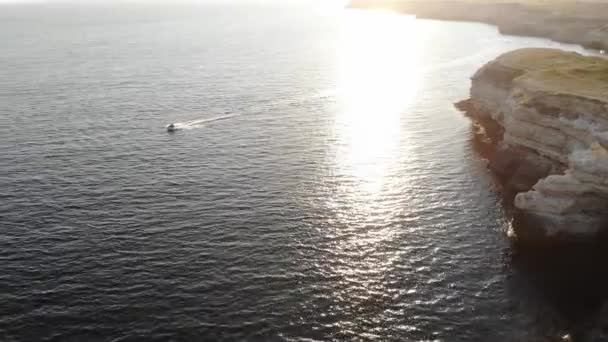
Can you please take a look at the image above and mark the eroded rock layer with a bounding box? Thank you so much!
[463,48,608,241]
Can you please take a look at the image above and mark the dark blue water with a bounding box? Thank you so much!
[2,3,607,341]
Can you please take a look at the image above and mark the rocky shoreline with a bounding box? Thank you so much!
[457,48,608,243]
[349,1,608,242]
[348,0,608,51]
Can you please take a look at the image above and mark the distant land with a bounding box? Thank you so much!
[348,0,608,50]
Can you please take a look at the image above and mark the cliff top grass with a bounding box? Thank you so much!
[496,48,608,102]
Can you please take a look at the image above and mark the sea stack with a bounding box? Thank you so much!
[460,48,608,242]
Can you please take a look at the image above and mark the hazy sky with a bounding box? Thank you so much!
[0,0,323,2]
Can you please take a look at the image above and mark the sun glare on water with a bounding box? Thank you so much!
[318,9,429,307]
[333,10,425,196]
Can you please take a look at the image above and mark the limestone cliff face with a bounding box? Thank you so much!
[465,48,608,241]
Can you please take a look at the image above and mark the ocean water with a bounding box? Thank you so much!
[2,3,607,341]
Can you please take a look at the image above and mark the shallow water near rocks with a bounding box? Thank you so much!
[1,3,607,341]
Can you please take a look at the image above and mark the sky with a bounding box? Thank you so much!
[0,0,328,3]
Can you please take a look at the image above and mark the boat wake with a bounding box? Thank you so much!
[171,114,237,130]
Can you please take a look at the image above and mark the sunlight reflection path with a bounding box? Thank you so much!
[317,11,432,333]
[333,10,425,201]
[303,10,436,335]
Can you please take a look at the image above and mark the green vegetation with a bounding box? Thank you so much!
[497,48,608,101]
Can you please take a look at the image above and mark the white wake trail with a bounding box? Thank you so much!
[173,114,237,130]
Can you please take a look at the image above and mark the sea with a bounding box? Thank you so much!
[2,2,607,341]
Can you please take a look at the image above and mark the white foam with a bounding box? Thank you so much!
[173,114,237,130]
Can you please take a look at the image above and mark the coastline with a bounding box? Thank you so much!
[348,0,608,51]
[350,0,608,243]
[457,48,608,243]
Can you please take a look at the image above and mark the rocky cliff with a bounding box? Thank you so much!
[459,48,608,242]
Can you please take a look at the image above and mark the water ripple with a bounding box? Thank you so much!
[2,4,608,342]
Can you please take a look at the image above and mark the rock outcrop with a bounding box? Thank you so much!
[460,48,608,242]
